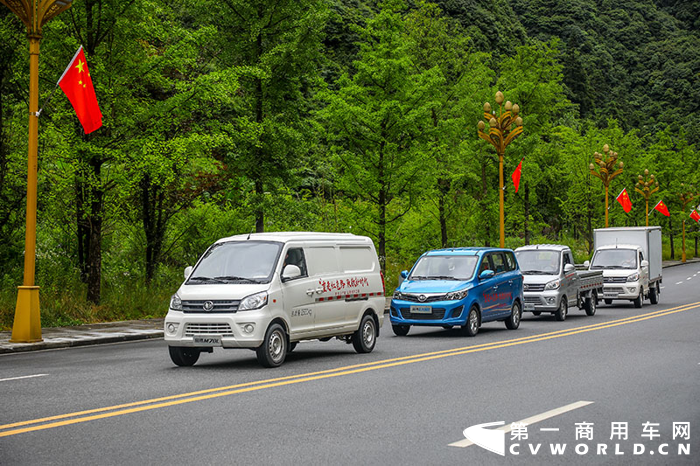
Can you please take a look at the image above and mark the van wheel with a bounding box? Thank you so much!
[352,314,376,353]
[505,301,522,330]
[649,283,659,304]
[256,323,287,367]
[633,291,643,309]
[169,346,200,367]
[460,306,480,337]
[585,292,597,316]
[555,298,567,321]
[392,324,410,336]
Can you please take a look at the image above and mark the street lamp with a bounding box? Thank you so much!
[589,144,623,228]
[635,169,659,227]
[477,91,524,248]
[679,185,696,263]
[1,0,74,342]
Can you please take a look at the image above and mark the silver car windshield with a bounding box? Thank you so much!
[590,249,637,270]
[188,241,282,284]
[515,250,560,275]
[409,255,477,280]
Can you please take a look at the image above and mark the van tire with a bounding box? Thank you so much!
[555,298,567,321]
[169,346,200,367]
[352,314,377,353]
[505,301,522,330]
[649,283,659,304]
[633,291,643,308]
[460,306,480,337]
[256,323,287,368]
[392,325,410,336]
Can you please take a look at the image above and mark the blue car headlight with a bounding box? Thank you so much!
[393,290,404,300]
[445,289,469,300]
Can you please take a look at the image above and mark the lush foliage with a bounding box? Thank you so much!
[0,0,698,329]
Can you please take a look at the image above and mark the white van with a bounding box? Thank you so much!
[164,232,385,367]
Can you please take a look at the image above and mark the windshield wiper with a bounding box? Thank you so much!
[409,275,429,280]
[188,276,226,284]
[522,270,552,275]
[215,276,263,284]
[427,275,459,280]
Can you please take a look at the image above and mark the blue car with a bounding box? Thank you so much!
[390,248,524,336]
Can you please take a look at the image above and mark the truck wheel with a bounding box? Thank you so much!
[460,306,480,337]
[649,283,659,304]
[555,298,568,321]
[633,291,643,309]
[585,292,597,316]
[604,299,612,305]
[352,314,377,353]
[392,324,410,336]
[169,346,200,367]
[505,301,522,330]
[256,323,287,367]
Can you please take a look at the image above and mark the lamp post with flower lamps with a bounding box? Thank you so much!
[635,170,659,227]
[0,0,74,342]
[589,145,623,228]
[477,91,523,248]
[678,185,696,263]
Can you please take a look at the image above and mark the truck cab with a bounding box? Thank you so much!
[586,244,649,308]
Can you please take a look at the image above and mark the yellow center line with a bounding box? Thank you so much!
[1,302,698,438]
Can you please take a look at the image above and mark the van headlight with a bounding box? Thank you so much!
[626,273,640,282]
[170,294,182,311]
[445,289,469,300]
[544,279,560,291]
[239,291,268,311]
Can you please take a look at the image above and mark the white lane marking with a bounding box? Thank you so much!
[676,282,683,285]
[449,401,594,447]
[0,374,48,383]
[660,286,665,289]
[687,277,692,281]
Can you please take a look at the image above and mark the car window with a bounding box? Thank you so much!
[479,255,492,274]
[639,251,644,263]
[563,253,572,266]
[491,253,507,274]
[283,247,308,279]
[505,252,517,271]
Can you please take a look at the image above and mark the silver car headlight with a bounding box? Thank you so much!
[239,291,268,311]
[445,289,469,300]
[544,279,560,291]
[170,294,182,311]
[626,273,640,282]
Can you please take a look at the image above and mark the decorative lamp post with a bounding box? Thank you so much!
[679,185,696,263]
[477,91,524,248]
[589,144,623,228]
[635,170,659,227]
[1,0,74,342]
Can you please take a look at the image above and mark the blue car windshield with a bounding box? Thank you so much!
[409,255,478,280]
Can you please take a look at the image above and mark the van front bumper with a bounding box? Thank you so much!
[522,291,562,312]
[389,299,466,326]
[163,309,270,348]
[602,283,640,300]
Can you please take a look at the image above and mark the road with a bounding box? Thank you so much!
[1,263,699,465]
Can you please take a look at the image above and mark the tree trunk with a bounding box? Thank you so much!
[76,177,89,282]
[86,157,103,303]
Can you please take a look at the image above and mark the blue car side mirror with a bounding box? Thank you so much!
[400,270,408,279]
[479,270,495,280]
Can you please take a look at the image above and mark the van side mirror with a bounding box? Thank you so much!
[282,264,301,282]
[641,260,649,268]
[184,266,193,280]
[564,263,575,273]
[583,260,590,268]
[479,270,495,280]
[400,270,408,279]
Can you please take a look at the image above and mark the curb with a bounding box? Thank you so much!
[0,331,164,354]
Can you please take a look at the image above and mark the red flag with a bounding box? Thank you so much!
[511,159,523,193]
[653,200,670,217]
[58,46,102,134]
[691,210,700,223]
[616,188,632,213]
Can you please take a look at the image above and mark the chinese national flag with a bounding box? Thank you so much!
[58,46,102,134]
[511,159,523,193]
[691,210,700,223]
[653,200,670,217]
[616,188,632,213]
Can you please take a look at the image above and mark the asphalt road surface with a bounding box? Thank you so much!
[2,264,699,465]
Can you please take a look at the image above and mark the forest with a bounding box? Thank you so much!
[0,0,699,328]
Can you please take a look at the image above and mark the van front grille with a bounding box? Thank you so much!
[185,323,234,336]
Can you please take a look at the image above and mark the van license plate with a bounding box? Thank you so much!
[524,303,535,311]
[193,336,222,346]
[410,305,431,314]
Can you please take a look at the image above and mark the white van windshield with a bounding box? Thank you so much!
[515,250,560,275]
[188,241,282,284]
[409,255,478,281]
[590,249,637,270]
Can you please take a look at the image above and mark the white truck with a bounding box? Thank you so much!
[585,227,663,308]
